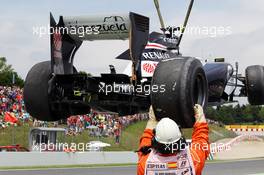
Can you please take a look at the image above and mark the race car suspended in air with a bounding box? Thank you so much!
[24,0,264,128]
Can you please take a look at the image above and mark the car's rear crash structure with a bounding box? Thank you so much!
[24,0,264,128]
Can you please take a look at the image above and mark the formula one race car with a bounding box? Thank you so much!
[24,0,264,127]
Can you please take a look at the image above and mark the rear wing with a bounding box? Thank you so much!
[50,12,149,76]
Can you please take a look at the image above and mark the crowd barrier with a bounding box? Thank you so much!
[0,134,262,167]
[0,152,138,167]
[225,125,264,132]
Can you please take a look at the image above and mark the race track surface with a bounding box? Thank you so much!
[0,159,264,175]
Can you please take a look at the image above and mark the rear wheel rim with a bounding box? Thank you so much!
[193,72,206,107]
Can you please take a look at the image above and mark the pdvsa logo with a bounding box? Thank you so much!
[143,62,158,74]
[103,16,124,22]
[99,15,128,32]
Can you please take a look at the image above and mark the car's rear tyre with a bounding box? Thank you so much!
[246,65,264,105]
[151,58,208,128]
[24,61,55,121]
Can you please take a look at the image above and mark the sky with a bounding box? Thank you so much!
[0,0,264,80]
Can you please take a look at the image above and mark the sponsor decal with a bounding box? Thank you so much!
[180,160,187,168]
[148,171,177,175]
[182,169,190,175]
[142,51,170,60]
[151,172,177,175]
[104,16,124,22]
[145,42,167,51]
[66,15,128,36]
[52,30,64,73]
[98,16,127,32]
[66,22,99,35]
[176,153,187,160]
[53,31,62,59]
[147,163,167,170]
[95,23,127,32]
[142,62,158,74]
[167,162,177,169]
[163,37,178,44]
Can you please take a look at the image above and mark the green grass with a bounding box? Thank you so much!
[62,121,147,151]
[0,121,236,151]
[181,124,237,143]
[0,121,147,151]
[208,124,237,142]
[0,124,30,148]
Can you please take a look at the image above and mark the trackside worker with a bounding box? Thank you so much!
[137,104,209,175]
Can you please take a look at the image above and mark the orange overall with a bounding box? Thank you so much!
[137,122,209,175]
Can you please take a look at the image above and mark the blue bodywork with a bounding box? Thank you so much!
[117,32,234,104]
[204,63,233,103]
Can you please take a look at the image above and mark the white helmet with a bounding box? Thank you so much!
[155,118,182,144]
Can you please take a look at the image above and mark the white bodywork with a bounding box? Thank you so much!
[63,14,130,41]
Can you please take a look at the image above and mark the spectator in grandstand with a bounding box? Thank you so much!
[0,86,30,126]
[114,121,121,144]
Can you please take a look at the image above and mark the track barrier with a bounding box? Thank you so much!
[210,134,263,155]
[0,152,138,167]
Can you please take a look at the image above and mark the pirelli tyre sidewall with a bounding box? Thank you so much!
[151,57,208,128]
[23,61,54,121]
[246,65,264,105]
